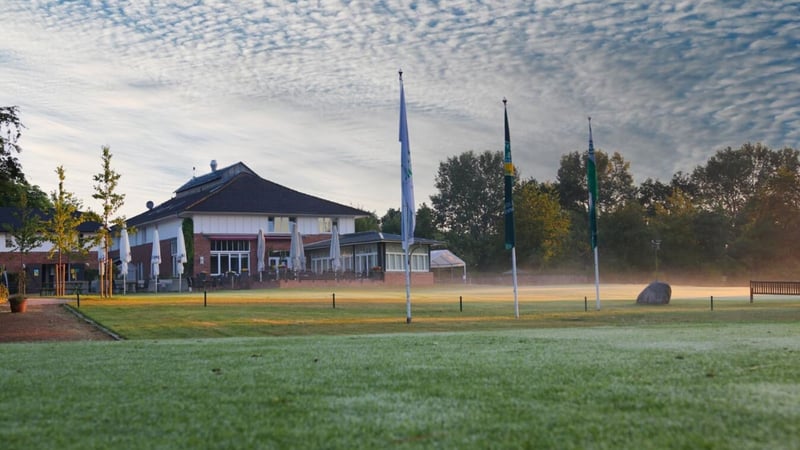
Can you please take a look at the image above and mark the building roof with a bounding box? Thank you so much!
[174,161,255,197]
[0,207,101,233]
[304,231,440,251]
[127,163,369,227]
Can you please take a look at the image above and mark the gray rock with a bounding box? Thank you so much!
[636,282,672,305]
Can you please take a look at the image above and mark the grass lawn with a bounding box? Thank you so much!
[1,284,799,449]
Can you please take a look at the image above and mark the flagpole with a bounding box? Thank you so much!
[512,246,519,318]
[399,70,416,324]
[503,98,519,318]
[587,117,601,310]
[593,246,600,310]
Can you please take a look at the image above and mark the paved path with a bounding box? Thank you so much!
[0,298,116,343]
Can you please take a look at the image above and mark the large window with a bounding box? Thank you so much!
[354,244,378,275]
[386,243,428,272]
[269,217,290,233]
[210,240,250,275]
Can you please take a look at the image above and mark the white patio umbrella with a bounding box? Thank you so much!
[97,243,106,278]
[257,228,265,282]
[176,226,188,292]
[289,222,305,273]
[329,224,341,275]
[120,226,131,294]
[151,228,161,293]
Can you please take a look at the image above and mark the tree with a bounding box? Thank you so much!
[0,106,25,187]
[182,218,194,278]
[431,150,506,268]
[414,203,439,240]
[380,208,401,234]
[8,191,45,297]
[638,178,672,217]
[92,146,126,298]
[355,212,380,232]
[0,106,50,210]
[599,202,651,272]
[691,143,794,220]
[46,166,85,296]
[556,149,636,215]
[513,180,570,267]
[729,164,800,276]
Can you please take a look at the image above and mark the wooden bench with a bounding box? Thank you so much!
[749,280,800,303]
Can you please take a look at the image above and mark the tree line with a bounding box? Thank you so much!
[5,105,798,284]
[360,142,800,283]
[1,106,126,297]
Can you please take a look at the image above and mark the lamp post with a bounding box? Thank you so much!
[651,239,661,281]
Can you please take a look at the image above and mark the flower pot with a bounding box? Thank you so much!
[9,295,27,313]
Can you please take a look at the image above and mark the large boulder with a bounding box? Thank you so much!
[636,281,672,305]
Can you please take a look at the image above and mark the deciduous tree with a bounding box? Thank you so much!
[92,146,126,297]
[431,150,506,268]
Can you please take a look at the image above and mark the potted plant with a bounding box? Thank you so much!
[8,292,27,313]
[1,283,26,313]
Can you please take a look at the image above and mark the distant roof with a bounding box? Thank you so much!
[0,207,101,233]
[128,163,369,227]
[430,249,466,268]
[304,231,440,250]
[174,161,256,197]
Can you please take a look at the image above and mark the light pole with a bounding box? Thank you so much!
[651,239,661,281]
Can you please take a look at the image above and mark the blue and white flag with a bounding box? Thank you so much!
[399,72,415,251]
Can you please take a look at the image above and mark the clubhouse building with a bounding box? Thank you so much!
[115,161,436,291]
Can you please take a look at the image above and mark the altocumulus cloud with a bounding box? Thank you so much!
[2,0,799,218]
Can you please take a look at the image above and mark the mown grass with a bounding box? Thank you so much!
[1,284,799,449]
[71,284,798,339]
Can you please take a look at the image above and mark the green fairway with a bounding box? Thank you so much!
[2,284,799,449]
[69,284,796,339]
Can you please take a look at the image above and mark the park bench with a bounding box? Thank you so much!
[749,280,800,302]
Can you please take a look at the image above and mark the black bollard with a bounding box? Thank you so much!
[584,296,588,312]
[332,293,336,309]
[77,291,80,308]
[710,295,714,311]
[459,296,463,312]
[204,289,207,308]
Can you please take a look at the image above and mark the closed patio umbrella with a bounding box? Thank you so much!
[120,226,131,294]
[289,222,305,273]
[151,228,161,293]
[329,224,341,275]
[257,228,265,282]
[176,225,188,292]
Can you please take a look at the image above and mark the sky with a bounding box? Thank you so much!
[3,0,799,220]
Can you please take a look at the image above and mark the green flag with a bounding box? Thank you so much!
[587,117,598,249]
[503,99,515,250]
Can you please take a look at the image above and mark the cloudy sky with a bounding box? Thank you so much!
[3,1,799,219]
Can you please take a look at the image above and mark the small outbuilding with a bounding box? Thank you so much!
[430,249,466,283]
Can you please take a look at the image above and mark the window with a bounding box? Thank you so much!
[386,243,428,272]
[269,217,290,233]
[210,239,250,275]
[318,217,332,233]
[354,244,378,275]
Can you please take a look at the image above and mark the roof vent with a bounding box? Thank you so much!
[210,160,218,172]
[146,200,154,210]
